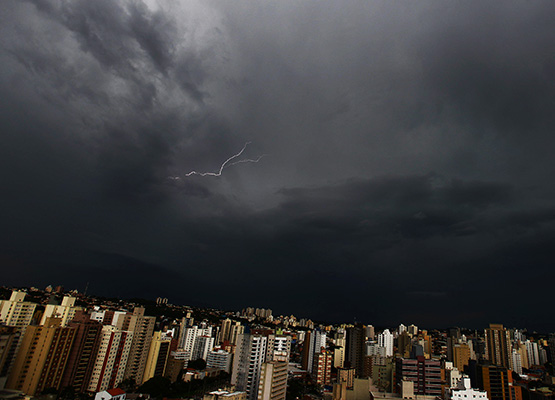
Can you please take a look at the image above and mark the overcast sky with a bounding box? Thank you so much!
[1,0,554,331]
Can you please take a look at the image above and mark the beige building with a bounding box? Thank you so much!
[484,324,512,369]
[6,318,76,396]
[266,335,291,363]
[333,378,372,400]
[0,292,37,329]
[229,323,245,346]
[517,343,529,369]
[257,362,287,400]
[120,308,156,384]
[452,343,471,371]
[337,368,355,390]
[0,326,19,389]
[220,319,233,344]
[334,337,346,368]
[142,331,172,383]
[0,291,38,386]
[40,296,83,326]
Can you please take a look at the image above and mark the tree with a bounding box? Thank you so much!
[138,376,171,398]
[188,358,207,370]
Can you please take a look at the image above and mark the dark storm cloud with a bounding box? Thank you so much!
[28,0,176,75]
[417,2,555,138]
[164,174,554,328]
[1,0,555,330]
[273,175,515,242]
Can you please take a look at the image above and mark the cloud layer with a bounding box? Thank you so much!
[1,0,554,330]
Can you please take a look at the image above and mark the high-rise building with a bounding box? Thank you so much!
[516,343,528,369]
[397,332,412,358]
[484,325,512,369]
[365,326,375,341]
[363,355,373,378]
[191,335,215,361]
[180,325,213,360]
[0,291,37,329]
[312,351,332,386]
[346,325,365,376]
[88,325,133,392]
[6,318,76,396]
[143,331,172,383]
[255,309,273,320]
[337,367,355,390]
[378,329,394,357]
[177,314,194,348]
[0,326,19,389]
[395,357,442,396]
[370,356,394,392]
[220,319,232,344]
[453,343,472,371]
[40,296,83,327]
[230,323,245,346]
[267,335,291,362]
[408,325,419,337]
[524,340,540,367]
[302,330,326,373]
[444,362,462,389]
[207,349,232,373]
[232,333,268,400]
[549,335,555,369]
[511,349,522,376]
[0,291,37,382]
[121,308,156,384]
[476,365,522,400]
[60,311,102,393]
[334,337,346,368]
[257,362,287,400]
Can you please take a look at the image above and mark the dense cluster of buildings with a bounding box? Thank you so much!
[1,287,554,400]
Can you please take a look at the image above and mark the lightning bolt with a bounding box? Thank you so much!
[170,142,265,180]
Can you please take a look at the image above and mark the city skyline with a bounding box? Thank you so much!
[1,285,553,400]
[1,1,555,331]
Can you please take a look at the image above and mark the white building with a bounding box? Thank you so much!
[449,376,488,400]
[95,388,126,400]
[180,325,212,360]
[232,334,268,400]
[207,349,232,373]
[90,309,106,324]
[367,341,386,357]
[444,362,462,388]
[191,335,215,361]
[512,349,523,375]
[378,329,394,357]
[306,330,326,373]
[525,340,540,366]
